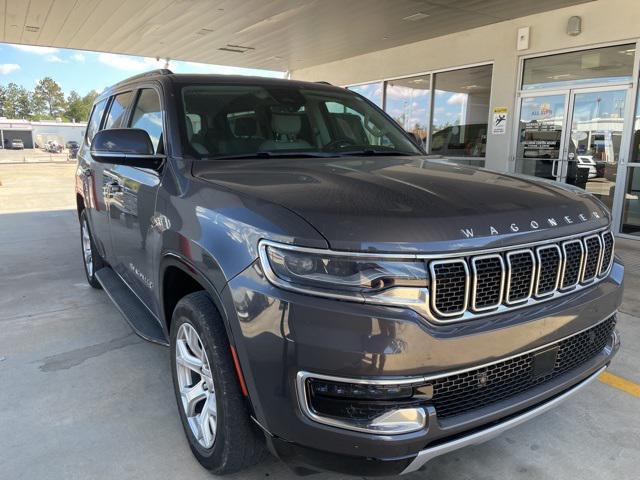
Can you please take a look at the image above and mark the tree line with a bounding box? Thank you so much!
[0,77,99,123]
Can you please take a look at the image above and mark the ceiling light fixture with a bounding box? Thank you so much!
[402,12,429,21]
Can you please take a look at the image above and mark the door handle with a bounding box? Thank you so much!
[552,160,559,178]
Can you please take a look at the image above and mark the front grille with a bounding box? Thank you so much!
[583,235,602,282]
[430,316,616,418]
[430,260,468,316]
[471,255,504,310]
[505,251,535,303]
[535,245,561,296]
[428,229,614,321]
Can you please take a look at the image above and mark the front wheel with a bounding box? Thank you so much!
[80,209,105,289]
[170,291,265,474]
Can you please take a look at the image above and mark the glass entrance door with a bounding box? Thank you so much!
[515,87,627,211]
[562,87,627,210]
[515,93,568,180]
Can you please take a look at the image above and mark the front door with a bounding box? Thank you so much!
[110,87,165,313]
[515,87,628,211]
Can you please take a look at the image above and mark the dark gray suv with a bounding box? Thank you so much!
[75,69,623,476]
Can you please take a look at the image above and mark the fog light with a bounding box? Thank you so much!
[297,372,428,434]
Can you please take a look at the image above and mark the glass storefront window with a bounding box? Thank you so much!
[385,75,430,148]
[347,82,384,108]
[621,87,640,236]
[431,65,492,159]
[522,44,635,91]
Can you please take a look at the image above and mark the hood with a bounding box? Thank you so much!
[192,157,610,253]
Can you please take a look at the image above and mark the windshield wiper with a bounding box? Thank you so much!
[337,149,416,157]
[204,151,340,160]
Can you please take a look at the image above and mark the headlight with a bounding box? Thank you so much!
[258,240,428,301]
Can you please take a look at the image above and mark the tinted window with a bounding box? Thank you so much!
[130,89,163,152]
[104,91,133,130]
[85,99,108,145]
[180,85,420,158]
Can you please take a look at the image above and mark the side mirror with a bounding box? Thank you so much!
[90,128,163,168]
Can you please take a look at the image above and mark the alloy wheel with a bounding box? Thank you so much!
[81,218,93,278]
[175,323,218,448]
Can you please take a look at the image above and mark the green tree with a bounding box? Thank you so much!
[34,77,66,119]
[14,86,34,119]
[64,90,84,122]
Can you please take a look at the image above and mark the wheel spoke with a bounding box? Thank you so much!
[181,381,206,416]
[186,327,203,360]
[176,339,203,372]
[198,397,215,447]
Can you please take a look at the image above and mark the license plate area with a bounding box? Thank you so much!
[531,346,559,379]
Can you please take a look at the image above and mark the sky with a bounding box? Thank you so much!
[0,42,284,96]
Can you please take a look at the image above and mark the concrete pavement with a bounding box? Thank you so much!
[0,163,638,480]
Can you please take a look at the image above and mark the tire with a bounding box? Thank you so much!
[170,291,265,474]
[80,209,105,289]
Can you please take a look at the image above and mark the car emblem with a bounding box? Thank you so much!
[477,372,488,387]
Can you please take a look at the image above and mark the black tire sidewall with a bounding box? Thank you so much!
[79,209,104,289]
[169,292,261,473]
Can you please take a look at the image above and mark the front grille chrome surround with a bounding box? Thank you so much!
[582,234,603,284]
[429,259,470,318]
[426,228,614,323]
[534,245,562,297]
[504,250,536,305]
[470,254,505,311]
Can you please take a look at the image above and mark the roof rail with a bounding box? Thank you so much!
[315,81,332,85]
[108,69,173,90]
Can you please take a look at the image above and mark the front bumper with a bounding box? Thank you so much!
[222,260,623,475]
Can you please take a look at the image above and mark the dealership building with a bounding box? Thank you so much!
[0,118,86,149]
[290,0,640,240]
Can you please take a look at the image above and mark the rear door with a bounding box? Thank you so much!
[109,87,165,312]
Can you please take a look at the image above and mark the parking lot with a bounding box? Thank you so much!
[0,162,639,480]
[0,148,73,165]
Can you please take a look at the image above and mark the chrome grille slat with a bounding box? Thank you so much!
[534,245,561,297]
[599,231,614,277]
[430,259,469,317]
[428,229,614,322]
[505,250,535,305]
[582,235,603,283]
[471,254,505,311]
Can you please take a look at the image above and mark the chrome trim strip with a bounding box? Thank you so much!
[429,259,469,317]
[259,227,609,260]
[534,244,562,297]
[470,254,505,312]
[504,249,535,305]
[582,234,603,284]
[559,239,584,290]
[401,366,608,474]
[295,371,426,435]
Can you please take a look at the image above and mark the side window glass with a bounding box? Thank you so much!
[130,89,163,153]
[104,91,134,130]
[85,99,108,145]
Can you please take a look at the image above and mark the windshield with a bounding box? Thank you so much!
[179,84,422,159]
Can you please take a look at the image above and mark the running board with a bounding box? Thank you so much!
[95,267,169,346]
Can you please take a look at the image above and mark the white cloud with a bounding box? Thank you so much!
[46,55,65,63]
[0,63,20,74]
[71,53,86,62]
[447,92,468,105]
[10,44,59,55]
[97,53,165,71]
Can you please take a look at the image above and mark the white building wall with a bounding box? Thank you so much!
[290,0,640,171]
